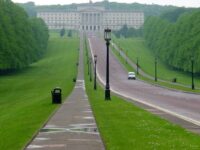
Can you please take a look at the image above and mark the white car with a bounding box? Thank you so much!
[128,72,136,80]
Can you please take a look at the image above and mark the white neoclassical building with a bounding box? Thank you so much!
[37,4,144,31]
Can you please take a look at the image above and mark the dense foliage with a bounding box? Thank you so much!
[18,2,37,17]
[60,28,65,37]
[100,1,177,17]
[144,10,200,73]
[67,30,72,37]
[0,0,49,72]
[114,25,143,38]
[160,7,194,22]
[19,1,178,17]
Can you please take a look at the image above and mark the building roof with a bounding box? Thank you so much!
[77,6,105,12]
[37,4,143,13]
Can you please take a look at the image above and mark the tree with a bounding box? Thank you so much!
[114,25,142,38]
[143,10,200,73]
[19,2,37,17]
[0,0,49,73]
[68,30,72,37]
[60,28,65,37]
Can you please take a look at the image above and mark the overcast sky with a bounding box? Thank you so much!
[11,0,200,8]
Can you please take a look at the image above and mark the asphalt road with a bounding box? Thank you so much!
[87,33,200,130]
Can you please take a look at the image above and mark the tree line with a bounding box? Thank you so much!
[0,0,49,73]
[20,1,178,17]
[113,24,143,38]
[143,10,200,73]
[18,2,37,17]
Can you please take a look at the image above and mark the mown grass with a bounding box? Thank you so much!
[84,37,200,149]
[0,31,79,150]
[113,37,200,88]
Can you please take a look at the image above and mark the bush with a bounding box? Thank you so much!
[0,0,49,72]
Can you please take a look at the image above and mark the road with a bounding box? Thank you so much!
[88,33,200,132]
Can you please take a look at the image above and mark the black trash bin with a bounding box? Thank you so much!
[51,87,62,104]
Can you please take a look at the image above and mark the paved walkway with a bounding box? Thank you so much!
[25,32,105,150]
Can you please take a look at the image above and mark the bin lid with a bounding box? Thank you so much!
[53,87,62,93]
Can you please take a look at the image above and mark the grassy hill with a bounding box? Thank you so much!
[0,31,79,150]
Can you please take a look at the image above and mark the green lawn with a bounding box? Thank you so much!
[84,37,200,150]
[0,31,79,150]
[113,37,200,88]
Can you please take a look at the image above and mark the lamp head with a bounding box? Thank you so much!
[104,28,111,41]
[94,54,97,62]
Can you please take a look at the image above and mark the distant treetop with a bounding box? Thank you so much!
[18,1,181,17]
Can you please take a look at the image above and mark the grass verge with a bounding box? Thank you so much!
[0,31,79,150]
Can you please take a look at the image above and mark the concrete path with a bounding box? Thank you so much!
[25,32,105,150]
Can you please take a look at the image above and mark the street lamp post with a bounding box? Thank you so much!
[191,57,195,90]
[94,55,97,90]
[125,50,128,64]
[137,57,139,75]
[155,57,157,82]
[89,57,92,82]
[85,40,88,56]
[87,58,90,75]
[104,28,111,100]
[118,44,120,56]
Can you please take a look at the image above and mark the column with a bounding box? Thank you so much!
[92,13,95,30]
[94,13,96,31]
[94,13,96,27]
[89,13,92,30]
[86,13,88,24]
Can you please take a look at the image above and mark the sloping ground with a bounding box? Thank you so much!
[0,32,79,150]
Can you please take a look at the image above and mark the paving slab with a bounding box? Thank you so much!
[25,32,105,150]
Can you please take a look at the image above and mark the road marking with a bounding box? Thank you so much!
[27,144,66,149]
[70,123,96,126]
[83,116,94,120]
[35,138,49,141]
[68,139,102,142]
[83,110,92,113]
[88,37,200,127]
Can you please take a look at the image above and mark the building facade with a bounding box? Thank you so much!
[37,5,144,31]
